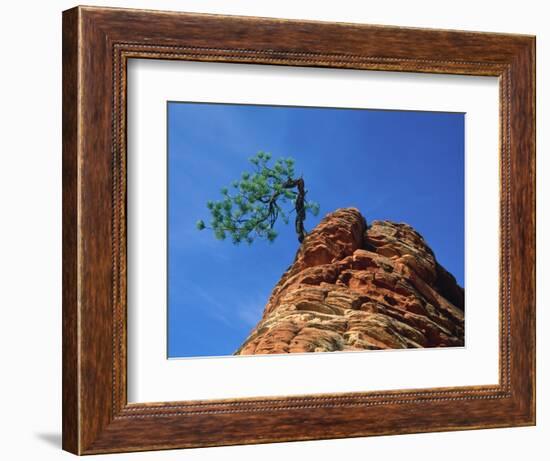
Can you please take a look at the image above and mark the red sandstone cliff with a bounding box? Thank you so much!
[235,208,464,355]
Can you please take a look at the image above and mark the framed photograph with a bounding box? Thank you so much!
[62,6,535,454]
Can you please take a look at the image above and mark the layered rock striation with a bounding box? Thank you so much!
[235,208,464,355]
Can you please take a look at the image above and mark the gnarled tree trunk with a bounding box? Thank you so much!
[283,178,306,243]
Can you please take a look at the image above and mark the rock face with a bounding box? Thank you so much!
[235,208,464,355]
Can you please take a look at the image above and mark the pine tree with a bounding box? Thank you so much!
[196,152,319,244]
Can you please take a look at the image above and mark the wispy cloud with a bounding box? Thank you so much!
[187,280,267,331]
[189,283,234,328]
[188,283,267,329]
[236,296,266,327]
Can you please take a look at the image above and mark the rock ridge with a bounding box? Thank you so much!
[235,207,464,355]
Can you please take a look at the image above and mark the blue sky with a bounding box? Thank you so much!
[167,102,464,358]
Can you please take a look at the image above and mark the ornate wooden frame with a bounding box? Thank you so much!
[62,5,536,455]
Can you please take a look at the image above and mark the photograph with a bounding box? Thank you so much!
[167,101,465,358]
